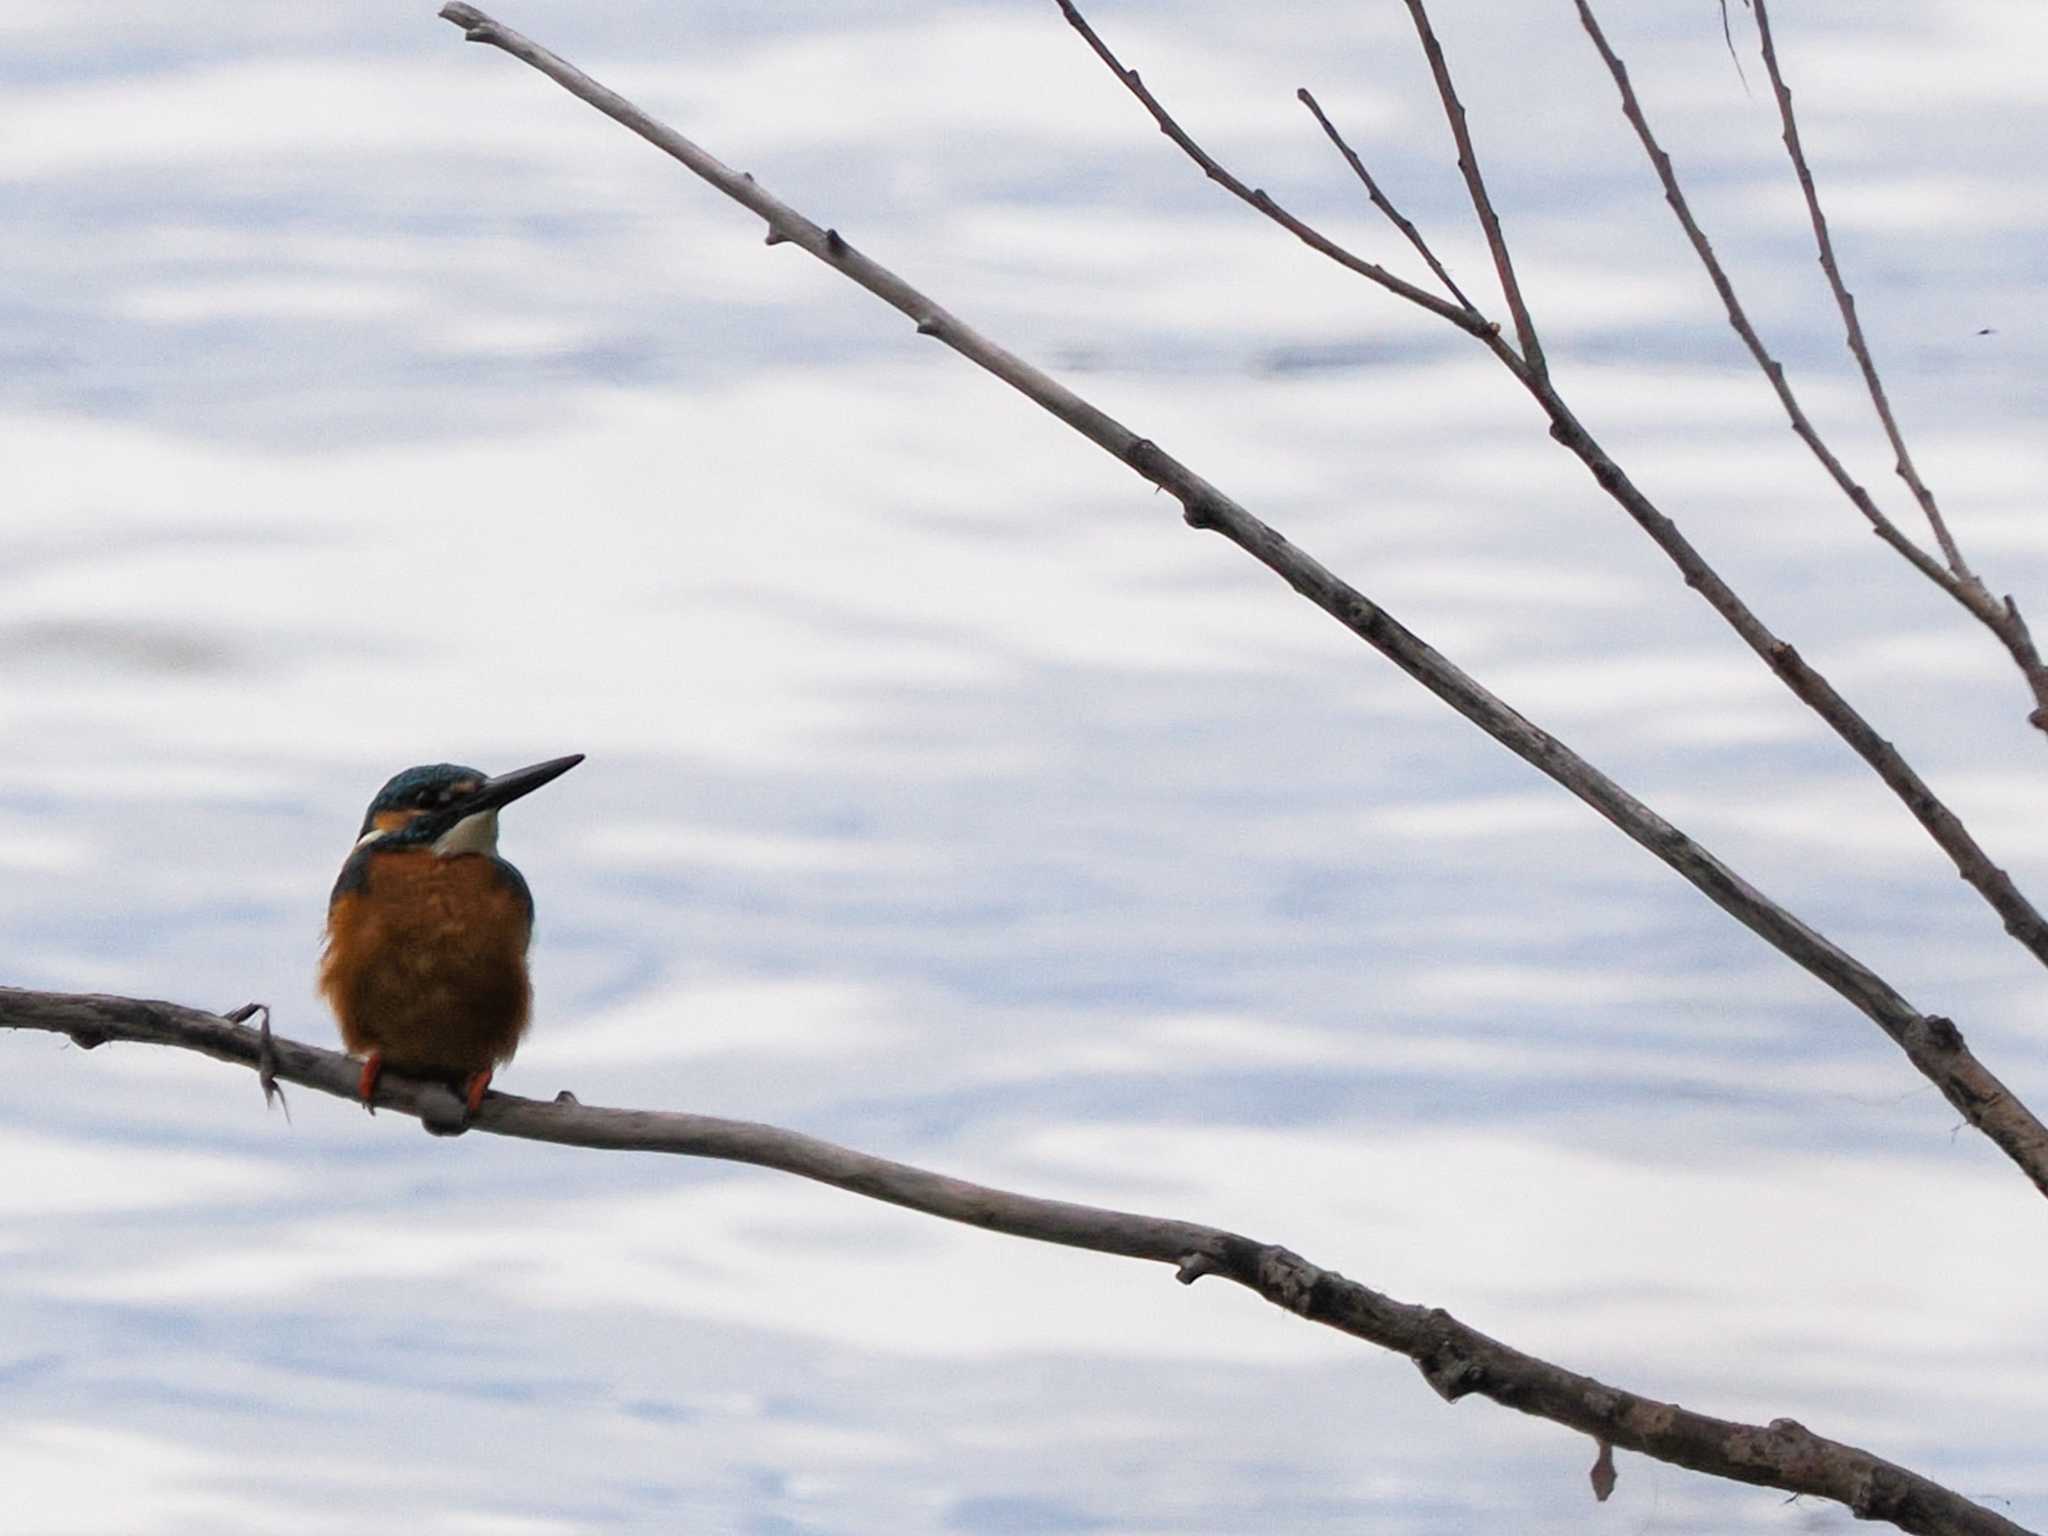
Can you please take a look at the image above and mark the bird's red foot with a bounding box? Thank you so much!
[356,1050,383,1113]
[462,1069,493,1116]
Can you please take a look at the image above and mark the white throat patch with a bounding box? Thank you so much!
[433,809,501,857]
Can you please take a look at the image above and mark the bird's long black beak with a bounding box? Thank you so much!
[458,754,584,817]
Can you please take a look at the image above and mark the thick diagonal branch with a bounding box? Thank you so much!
[3,985,2034,1536]
[427,4,2048,1194]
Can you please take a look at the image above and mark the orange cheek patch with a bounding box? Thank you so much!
[374,809,418,833]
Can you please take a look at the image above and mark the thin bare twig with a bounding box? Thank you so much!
[1397,0,1548,379]
[1751,0,1956,571]
[1577,3,2048,735]
[1718,0,1752,94]
[423,4,2048,1195]
[4,984,2036,1536]
[1295,87,1478,313]
[224,1001,288,1119]
[1057,0,2048,973]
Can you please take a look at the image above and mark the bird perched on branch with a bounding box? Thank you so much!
[320,755,583,1117]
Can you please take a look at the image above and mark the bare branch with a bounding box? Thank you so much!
[1048,0,1495,341]
[1750,0,1957,574]
[1572,2,1946,588]
[5,982,2036,1536]
[1576,1,2048,734]
[1051,2,2048,968]
[1295,87,1479,313]
[1396,0,1548,379]
[1531,409,2048,967]
[425,4,2048,1193]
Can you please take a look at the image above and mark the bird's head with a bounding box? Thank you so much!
[354,754,584,857]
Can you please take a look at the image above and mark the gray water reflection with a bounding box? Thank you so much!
[5,1,2047,1532]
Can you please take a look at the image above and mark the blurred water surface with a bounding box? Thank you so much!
[4,1,2047,1532]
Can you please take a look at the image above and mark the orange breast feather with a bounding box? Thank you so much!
[321,850,534,1079]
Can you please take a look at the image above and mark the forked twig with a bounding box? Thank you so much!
[4,983,2036,1536]
[1752,0,1957,572]
[1573,1,1949,589]
[1579,0,2048,731]
[1295,87,1478,313]
[1049,0,1494,342]
[420,4,2048,1195]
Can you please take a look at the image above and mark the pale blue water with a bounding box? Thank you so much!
[5,2,2047,1532]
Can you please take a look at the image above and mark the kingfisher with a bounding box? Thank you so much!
[319,754,583,1117]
